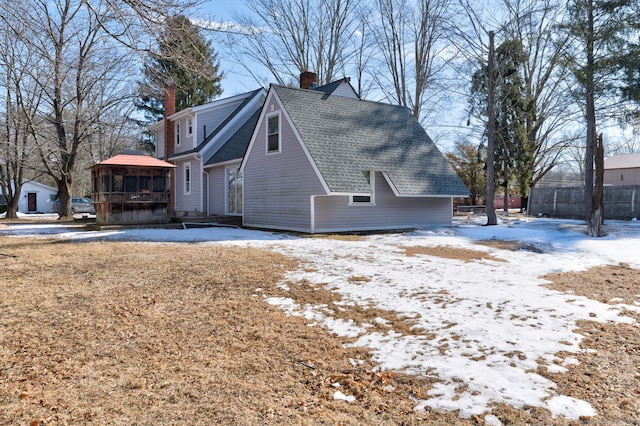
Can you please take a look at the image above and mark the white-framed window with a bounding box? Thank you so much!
[184,162,191,195]
[350,171,375,206]
[187,118,193,136]
[175,123,181,146]
[227,167,243,215]
[266,114,280,153]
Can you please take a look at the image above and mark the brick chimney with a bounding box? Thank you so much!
[163,79,176,161]
[300,71,318,90]
[163,79,176,214]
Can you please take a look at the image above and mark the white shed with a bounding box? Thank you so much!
[10,180,58,213]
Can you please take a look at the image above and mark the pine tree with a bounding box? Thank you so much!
[137,15,223,124]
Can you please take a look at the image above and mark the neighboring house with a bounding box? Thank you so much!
[0,180,57,213]
[152,72,469,233]
[150,87,267,217]
[604,153,640,185]
[239,82,469,233]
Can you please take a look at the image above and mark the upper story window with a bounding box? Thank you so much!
[267,115,280,153]
[350,171,375,205]
[188,118,193,136]
[175,123,181,146]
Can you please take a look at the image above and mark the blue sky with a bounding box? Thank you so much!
[199,0,261,96]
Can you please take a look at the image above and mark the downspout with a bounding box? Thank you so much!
[202,169,209,216]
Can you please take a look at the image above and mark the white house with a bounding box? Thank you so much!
[0,180,58,213]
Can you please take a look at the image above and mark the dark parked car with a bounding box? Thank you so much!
[53,197,96,215]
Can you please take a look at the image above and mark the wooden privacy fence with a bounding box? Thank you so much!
[529,185,640,219]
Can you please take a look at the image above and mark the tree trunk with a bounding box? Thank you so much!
[503,159,509,212]
[485,31,497,226]
[584,0,601,237]
[588,133,605,236]
[56,179,73,219]
[5,194,20,219]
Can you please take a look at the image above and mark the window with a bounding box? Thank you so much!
[350,171,375,205]
[153,176,165,192]
[124,176,137,192]
[227,168,243,215]
[112,175,124,192]
[267,115,280,152]
[176,123,181,146]
[184,162,191,194]
[621,174,624,181]
[188,118,193,136]
[139,176,150,192]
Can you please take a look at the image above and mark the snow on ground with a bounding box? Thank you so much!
[1,215,639,422]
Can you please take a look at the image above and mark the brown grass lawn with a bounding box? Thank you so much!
[1,235,639,425]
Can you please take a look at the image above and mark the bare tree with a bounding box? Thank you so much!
[0,0,139,218]
[0,7,45,218]
[371,0,453,122]
[223,0,362,87]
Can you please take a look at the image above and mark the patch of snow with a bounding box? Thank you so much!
[333,391,355,403]
[2,217,639,421]
[547,395,596,420]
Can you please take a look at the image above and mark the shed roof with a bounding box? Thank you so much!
[91,150,176,169]
[604,153,640,170]
[272,85,469,196]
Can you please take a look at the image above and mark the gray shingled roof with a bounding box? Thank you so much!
[206,108,262,165]
[169,88,263,160]
[273,85,469,196]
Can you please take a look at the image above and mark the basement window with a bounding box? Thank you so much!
[350,171,375,206]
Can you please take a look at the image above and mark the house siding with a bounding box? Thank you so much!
[201,102,262,162]
[207,161,242,216]
[313,172,452,232]
[243,98,326,231]
[331,83,359,99]
[172,117,190,154]
[154,128,165,159]
[604,168,640,186]
[173,159,202,212]
[208,166,226,215]
[196,101,243,146]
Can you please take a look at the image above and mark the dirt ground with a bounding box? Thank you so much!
[0,234,639,425]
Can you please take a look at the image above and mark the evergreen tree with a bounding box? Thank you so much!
[137,15,223,124]
[445,140,486,207]
[469,38,530,211]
